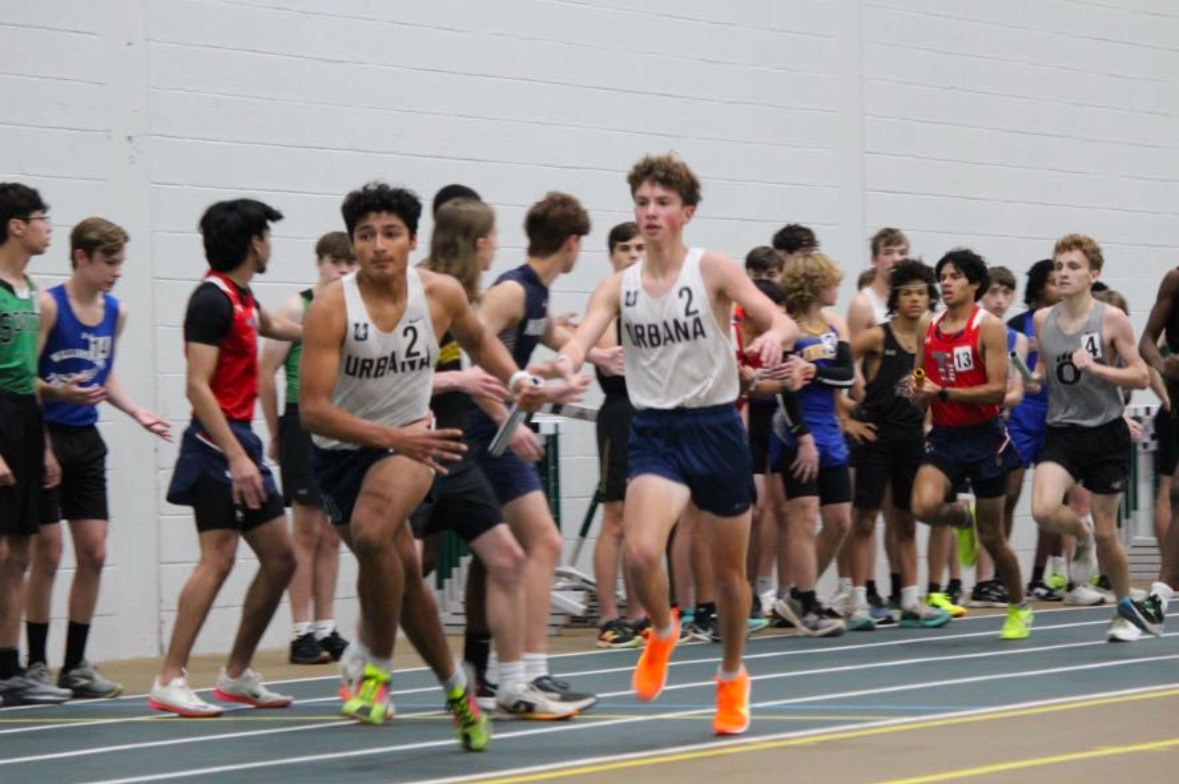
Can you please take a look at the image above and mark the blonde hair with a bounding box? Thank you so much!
[780,253,843,316]
[1053,233,1104,273]
[424,198,495,302]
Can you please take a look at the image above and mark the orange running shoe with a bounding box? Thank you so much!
[713,668,750,736]
[631,613,680,701]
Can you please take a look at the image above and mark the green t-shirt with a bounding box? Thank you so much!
[282,289,313,408]
[0,276,40,396]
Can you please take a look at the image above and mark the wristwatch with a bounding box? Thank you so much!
[937,388,950,402]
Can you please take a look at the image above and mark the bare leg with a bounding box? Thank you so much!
[593,500,626,621]
[816,503,851,578]
[702,509,752,673]
[160,530,240,683]
[623,475,691,632]
[1090,493,1130,600]
[288,503,320,626]
[25,523,62,625]
[975,495,1024,603]
[501,491,563,655]
[467,524,526,666]
[66,520,108,625]
[225,517,296,677]
[312,509,341,623]
[0,536,32,653]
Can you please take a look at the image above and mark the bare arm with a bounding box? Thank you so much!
[258,295,301,456]
[710,253,798,363]
[1076,306,1149,390]
[1139,269,1179,379]
[846,292,876,341]
[1003,331,1026,409]
[105,304,170,440]
[536,272,622,377]
[258,303,302,342]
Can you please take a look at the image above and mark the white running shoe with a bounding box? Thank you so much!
[828,586,853,618]
[149,671,222,717]
[1106,616,1142,643]
[1064,584,1106,606]
[213,668,293,708]
[495,681,579,721]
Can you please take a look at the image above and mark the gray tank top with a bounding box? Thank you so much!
[1042,300,1123,427]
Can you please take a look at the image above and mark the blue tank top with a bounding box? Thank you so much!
[40,285,118,427]
[791,324,848,467]
[1009,310,1048,406]
[467,263,549,439]
[495,264,548,368]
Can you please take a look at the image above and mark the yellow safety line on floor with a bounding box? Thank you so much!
[872,737,1179,784]
[454,687,1179,784]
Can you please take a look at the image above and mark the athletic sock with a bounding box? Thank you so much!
[0,647,20,679]
[927,582,942,596]
[443,662,467,696]
[498,660,525,697]
[485,651,500,686]
[717,665,745,681]
[292,621,312,640]
[947,578,962,595]
[755,574,774,597]
[523,652,548,681]
[463,630,492,684]
[866,580,880,600]
[312,619,335,640]
[25,622,49,667]
[852,586,868,611]
[889,573,902,601]
[63,621,90,671]
[1152,582,1173,614]
[837,576,853,594]
[1049,556,1065,576]
[901,586,920,612]
[1031,566,1045,584]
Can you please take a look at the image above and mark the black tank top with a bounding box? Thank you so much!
[430,330,474,465]
[595,320,628,400]
[861,322,923,428]
[1166,267,1179,354]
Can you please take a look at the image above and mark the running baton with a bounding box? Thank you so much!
[488,376,545,457]
[1009,351,1036,386]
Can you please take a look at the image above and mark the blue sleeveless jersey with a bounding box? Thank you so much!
[468,263,549,438]
[39,285,118,427]
[788,324,847,467]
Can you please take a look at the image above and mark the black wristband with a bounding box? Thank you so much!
[937,388,950,402]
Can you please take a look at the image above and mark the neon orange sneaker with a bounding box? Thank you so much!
[632,613,680,701]
[713,668,750,736]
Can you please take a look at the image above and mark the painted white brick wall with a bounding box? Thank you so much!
[1,0,1175,659]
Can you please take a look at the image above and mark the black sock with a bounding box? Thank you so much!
[928,582,942,596]
[793,590,819,614]
[695,602,717,621]
[26,622,49,667]
[0,647,19,679]
[463,630,491,684]
[1031,566,1045,584]
[63,622,90,672]
[890,573,902,600]
[866,580,880,599]
[947,578,962,594]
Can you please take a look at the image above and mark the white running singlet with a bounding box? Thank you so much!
[619,248,739,410]
[312,269,438,450]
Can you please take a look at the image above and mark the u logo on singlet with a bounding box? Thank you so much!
[354,323,369,341]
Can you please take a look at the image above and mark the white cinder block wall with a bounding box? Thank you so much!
[2,0,1176,660]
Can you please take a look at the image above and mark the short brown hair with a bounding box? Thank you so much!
[987,265,1017,291]
[627,153,702,207]
[870,227,908,258]
[315,231,353,261]
[525,192,590,257]
[70,217,128,267]
[780,253,844,316]
[1053,233,1104,273]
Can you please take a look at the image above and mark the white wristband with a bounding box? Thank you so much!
[509,370,530,391]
